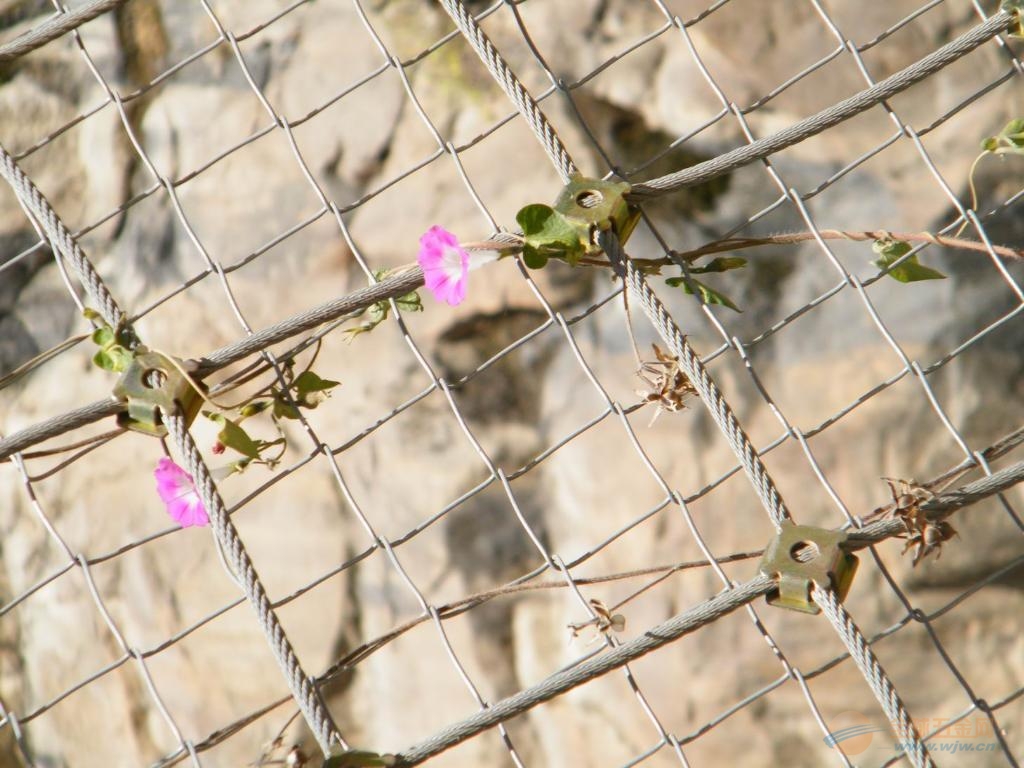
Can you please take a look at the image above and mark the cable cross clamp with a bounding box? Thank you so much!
[1003,0,1024,37]
[517,174,641,269]
[554,174,638,242]
[112,349,204,436]
[553,174,640,249]
[759,521,859,614]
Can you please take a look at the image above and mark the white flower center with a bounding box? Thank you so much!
[441,244,464,280]
[467,250,499,271]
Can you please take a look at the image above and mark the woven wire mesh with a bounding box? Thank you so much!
[0,0,1022,766]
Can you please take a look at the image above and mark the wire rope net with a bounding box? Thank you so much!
[0,1,1022,766]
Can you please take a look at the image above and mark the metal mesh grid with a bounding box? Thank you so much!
[0,0,1022,766]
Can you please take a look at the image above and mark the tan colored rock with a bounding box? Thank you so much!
[0,1,1022,767]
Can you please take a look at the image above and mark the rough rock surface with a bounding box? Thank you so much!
[0,2,1022,767]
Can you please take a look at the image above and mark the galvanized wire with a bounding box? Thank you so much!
[848,456,1024,547]
[0,0,1021,766]
[628,9,1018,198]
[391,574,777,766]
[812,584,935,768]
[601,229,792,528]
[435,0,577,183]
[0,397,122,461]
[163,409,342,755]
[0,0,130,63]
[0,141,127,333]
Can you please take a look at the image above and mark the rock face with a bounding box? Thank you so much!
[0,2,1022,767]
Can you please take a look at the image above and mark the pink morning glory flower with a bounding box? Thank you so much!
[154,457,210,528]
[419,226,470,305]
[417,226,498,306]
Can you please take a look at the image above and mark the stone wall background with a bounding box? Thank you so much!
[0,1,1022,766]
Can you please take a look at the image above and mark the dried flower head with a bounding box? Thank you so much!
[636,343,697,425]
[883,477,958,566]
[568,598,626,645]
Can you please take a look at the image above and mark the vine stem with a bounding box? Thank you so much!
[957,152,987,237]
[577,229,1023,269]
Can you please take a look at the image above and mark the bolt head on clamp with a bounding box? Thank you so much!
[759,521,859,614]
[553,173,640,250]
[112,348,203,437]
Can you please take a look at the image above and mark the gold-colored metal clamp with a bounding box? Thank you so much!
[112,349,203,436]
[553,174,640,249]
[759,521,859,614]
[1002,0,1023,38]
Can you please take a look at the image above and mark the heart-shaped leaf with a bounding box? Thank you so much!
[295,371,341,396]
[516,203,588,266]
[204,412,262,459]
[294,370,341,408]
[872,239,946,282]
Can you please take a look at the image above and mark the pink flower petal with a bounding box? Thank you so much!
[154,457,210,528]
[418,226,469,306]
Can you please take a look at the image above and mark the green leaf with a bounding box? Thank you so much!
[872,238,913,260]
[295,371,341,395]
[521,244,548,269]
[92,346,132,372]
[981,118,1024,154]
[342,322,375,342]
[516,203,559,236]
[204,412,263,459]
[294,370,341,408]
[323,750,397,768]
[352,292,421,336]
[344,288,423,340]
[238,400,272,419]
[272,391,302,420]
[689,256,747,274]
[92,349,117,371]
[91,326,116,347]
[88,318,136,372]
[516,203,587,265]
[999,117,1024,142]
[367,301,389,326]
[395,290,423,313]
[665,275,742,312]
[872,239,946,282]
